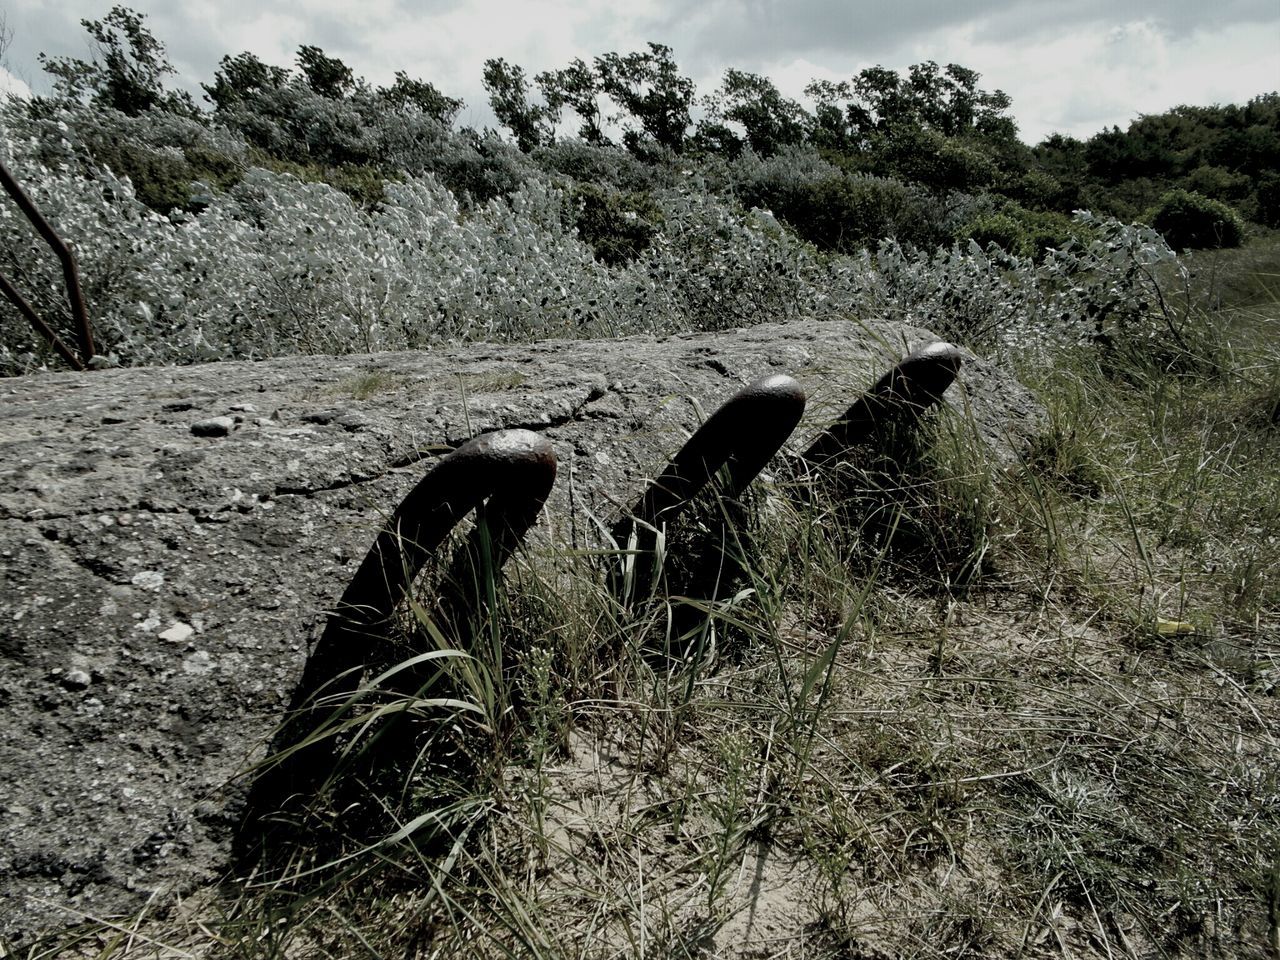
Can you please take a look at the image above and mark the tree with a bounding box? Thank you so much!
[482,58,556,152]
[1034,133,1087,175]
[38,5,193,116]
[806,62,1018,146]
[804,80,857,151]
[203,52,289,111]
[594,43,694,155]
[906,60,949,132]
[0,12,12,70]
[852,66,909,133]
[376,71,462,126]
[537,58,607,145]
[296,45,355,99]
[700,69,807,156]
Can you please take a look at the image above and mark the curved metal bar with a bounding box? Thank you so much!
[0,159,96,367]
[611,373,806,605]
[248,429,556,823]
[328,429,556,644]
[800,341,962,467]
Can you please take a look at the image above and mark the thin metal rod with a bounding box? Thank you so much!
[0,271,85,371]
[0,159,96,366]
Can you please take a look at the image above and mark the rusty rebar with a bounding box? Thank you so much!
[247,429,556,826]
[800,341,962,467]
[0,159,96,367]
[611,373,806,606]
[0,271,84,371]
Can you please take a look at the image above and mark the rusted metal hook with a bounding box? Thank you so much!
[611,373,806,606]
[330,429,555,643]
[248,429,556,822]
[800,341,962,468]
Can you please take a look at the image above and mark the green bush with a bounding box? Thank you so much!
[963,212,1023,253]
[1182,165,1251,203]
[183,144,246,192]
[246,149,392,208]
[1002,170,1066,211]
[780,175,900,251]
[87,140,195,214]
[569,184,662,265]
[959,203,1084,259]
[1146,189,1244,250]
[870,126,997,193]
[1254,172,1280,228]
[736,166,920,253]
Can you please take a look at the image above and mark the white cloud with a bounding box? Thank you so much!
[1,0,1276,143]
[0,68,31,100]
[921,17,1280,143]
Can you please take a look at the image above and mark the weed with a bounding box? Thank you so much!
[340,370,402,400]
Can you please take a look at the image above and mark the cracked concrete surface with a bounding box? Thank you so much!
[0,320,1042,941]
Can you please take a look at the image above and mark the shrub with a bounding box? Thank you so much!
[962,212,1023,255]
[569,184,661,265]
[1146,189,1244,250]
[726,147,929,252]
[0,99,1197,377]
[1254,172,1280,228]
[427,130,536,205]
[870,126,997,193]
[98,142,196,214]
[2,101,247,215]
[246,150,392,208]
[1001,170,1066,211]
[1183,165,1251,204]
[531,140,671,193]
[182,143,246,193]
[958,203,1085,260]
[770,174,900,252]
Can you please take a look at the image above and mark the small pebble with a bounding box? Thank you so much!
[61,669,91,690]
[158,622,194,644]
[190,417,235,437]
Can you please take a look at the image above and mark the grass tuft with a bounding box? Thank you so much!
[9,242,1279,960]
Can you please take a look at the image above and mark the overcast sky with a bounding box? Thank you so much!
[2,0,1277,145]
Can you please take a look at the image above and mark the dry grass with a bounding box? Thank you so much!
[6,245,1279,960]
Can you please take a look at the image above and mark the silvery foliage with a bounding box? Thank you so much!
[1038,212,1189,349]
[864,213,1182,359]
[0,102,862,372]
[12,100,248,176]
[1,101,1181,374]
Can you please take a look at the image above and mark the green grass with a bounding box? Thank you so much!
[6,243,1279,960]
[339,370,404,400]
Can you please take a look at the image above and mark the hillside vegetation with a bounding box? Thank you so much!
[1,8,1278,960]
[1,5,1277,374]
